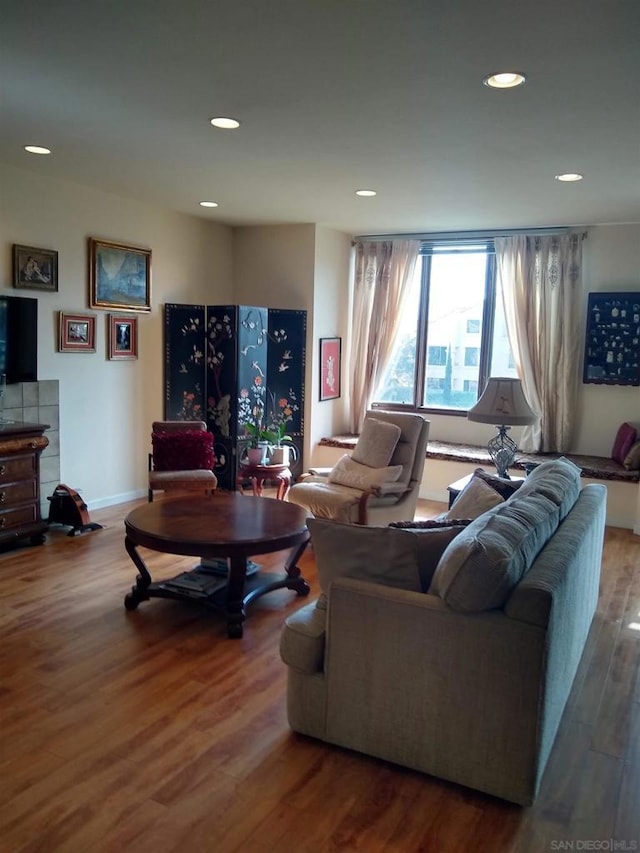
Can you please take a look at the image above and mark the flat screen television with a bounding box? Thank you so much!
[0,295,38,384]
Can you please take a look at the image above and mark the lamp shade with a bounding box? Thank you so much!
[467,378,536,426]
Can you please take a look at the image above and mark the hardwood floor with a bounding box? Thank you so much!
[0,496,638,852]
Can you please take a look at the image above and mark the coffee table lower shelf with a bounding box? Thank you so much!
[124,564,309,638]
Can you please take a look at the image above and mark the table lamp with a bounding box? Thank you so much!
[467,378,537,478]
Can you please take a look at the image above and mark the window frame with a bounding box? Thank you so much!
[371,243,498,417]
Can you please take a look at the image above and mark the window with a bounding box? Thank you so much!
[427,345,447,365]
[374,243,517,412]
[426,377,445,390]
[464,347,479,366]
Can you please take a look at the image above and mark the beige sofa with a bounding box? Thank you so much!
[280,458,607,805]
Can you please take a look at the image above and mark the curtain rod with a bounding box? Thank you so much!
[353,226,581,243]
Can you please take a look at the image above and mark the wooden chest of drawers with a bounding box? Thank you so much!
[0,421,49,547]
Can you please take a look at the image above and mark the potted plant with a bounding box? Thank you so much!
[263,422,294,465]
[263,390,300,466]
[243,409,270,465]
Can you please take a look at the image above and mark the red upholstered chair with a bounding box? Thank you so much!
[148,420,217,502]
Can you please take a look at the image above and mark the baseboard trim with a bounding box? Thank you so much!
[87,489,147,511]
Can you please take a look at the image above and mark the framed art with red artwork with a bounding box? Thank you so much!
[319,337,341,401]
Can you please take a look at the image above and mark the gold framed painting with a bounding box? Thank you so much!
[59,312,96,352]
[13,244,58,292]
[88,237,151,312]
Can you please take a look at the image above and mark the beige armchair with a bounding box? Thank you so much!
[148,420,217,502]
[287,410,429,525]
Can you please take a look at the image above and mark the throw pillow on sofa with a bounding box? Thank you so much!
[444,476,505,520]
[389,519,472,590]
[308,518,422,609]
[471,467,524,500]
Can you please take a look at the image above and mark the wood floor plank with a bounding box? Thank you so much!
[0,496,638,852]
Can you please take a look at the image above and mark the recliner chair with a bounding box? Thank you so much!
[287,410,429,525]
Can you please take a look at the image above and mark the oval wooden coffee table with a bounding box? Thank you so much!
[123,493,310,638]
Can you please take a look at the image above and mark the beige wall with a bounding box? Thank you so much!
[232,224,316,465]
[1,164,233,508]
[311,227,351,450]
[575,224,640,456]
[232,224,352,466]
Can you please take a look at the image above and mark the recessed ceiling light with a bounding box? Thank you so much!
[355,189,377,197]
[199,201,219,208]
[24,145,51,155]
[555,173,584,182]
[210,117,240,129]
[483,72,526,89]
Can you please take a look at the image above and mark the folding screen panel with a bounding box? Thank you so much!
[164,304,306,490]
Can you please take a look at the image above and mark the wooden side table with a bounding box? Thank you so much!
[237,462,292,500]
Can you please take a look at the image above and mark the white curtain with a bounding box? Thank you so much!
[349,240,420,432]
[495,233,584,452]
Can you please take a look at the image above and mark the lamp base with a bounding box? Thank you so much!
[487,426,517,479]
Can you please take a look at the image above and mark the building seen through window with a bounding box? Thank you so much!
[374,244,517,412]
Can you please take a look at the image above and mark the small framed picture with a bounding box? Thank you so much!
[89,237,151,312]
[108,314,138,360]
[319,336,341,401]
[13,244,58,292]
[59,312,96,352]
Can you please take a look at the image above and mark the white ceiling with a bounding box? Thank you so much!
[2,0,639,237]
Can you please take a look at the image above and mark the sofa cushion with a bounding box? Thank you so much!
[611,422,638,465]
[328,454,403,491]
[443,476,505,520]
[308,517,421,609]
[351,417,401,468]
[430,491,560,612]
[514,456,581,520]
[152,429,214,471]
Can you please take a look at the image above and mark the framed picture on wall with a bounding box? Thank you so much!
[108,314,138,360]
[88,237,151,312]
[583,291,640,386]
[13,244,58,292]
[319,337,341,401]
[59,312,96,352]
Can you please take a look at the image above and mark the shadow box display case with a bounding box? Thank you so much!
[583,292,640,386]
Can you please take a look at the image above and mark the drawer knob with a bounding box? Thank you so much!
[0,465,5,475]
[0,517,5,528]
[0,492,5,503]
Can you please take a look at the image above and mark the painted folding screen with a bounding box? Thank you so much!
[164,304,306,490]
